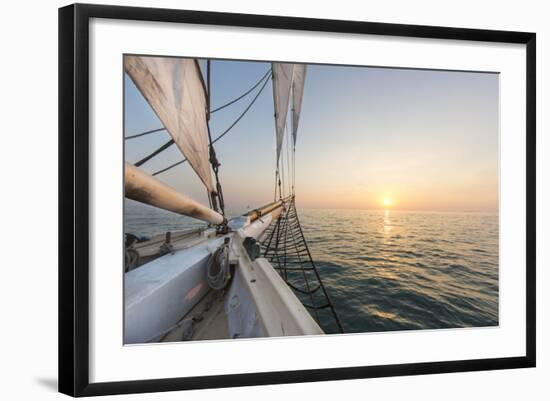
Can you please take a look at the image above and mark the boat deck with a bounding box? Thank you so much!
[161,289,229,342]
[125,206,325,344]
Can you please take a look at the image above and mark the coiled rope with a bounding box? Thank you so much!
[206,240,231,290]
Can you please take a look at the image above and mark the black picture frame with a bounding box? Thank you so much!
[59,3,536,397]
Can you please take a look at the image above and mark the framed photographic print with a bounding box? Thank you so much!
[58,3,536,397]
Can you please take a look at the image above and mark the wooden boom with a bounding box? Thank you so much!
[125,162,224,225]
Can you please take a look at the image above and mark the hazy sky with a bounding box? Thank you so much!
[124,59,499,213]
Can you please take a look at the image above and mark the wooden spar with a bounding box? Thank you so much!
[247,196,291,222]
[125,162,224,225]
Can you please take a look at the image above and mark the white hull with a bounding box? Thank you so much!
[124,207,322,344]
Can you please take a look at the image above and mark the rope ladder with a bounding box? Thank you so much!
[261,197,344,334]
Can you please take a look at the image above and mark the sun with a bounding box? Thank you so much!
[383,198,392,207]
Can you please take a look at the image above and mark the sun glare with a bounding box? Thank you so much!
[383,198,392,207]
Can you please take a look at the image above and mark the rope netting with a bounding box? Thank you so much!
[261,197,344,334]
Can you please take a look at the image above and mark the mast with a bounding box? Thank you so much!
[205,59,225,217]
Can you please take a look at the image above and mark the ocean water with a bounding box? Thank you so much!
[299,209,499,333]
[125,200,499,333]
[125,199,207,237]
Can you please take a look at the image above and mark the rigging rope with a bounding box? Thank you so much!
[206,122,225,215]
[124,127,166,140]
[134,139,175,167]
[210,69,272,113]
[293,149,296,193]
[274,170,279,201]
[151,73,271,176]
[286,122,292,195]
[280,138,286,199]
[261,198,344,333]
[124,68,272,141]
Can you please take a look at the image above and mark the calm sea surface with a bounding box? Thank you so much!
[125,200,499,333]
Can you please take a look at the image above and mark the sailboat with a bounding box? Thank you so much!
[123,56,342,344]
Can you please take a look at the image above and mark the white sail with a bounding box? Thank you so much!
[272,63,295,164]
[291,65,307,146]
[124,56,214,192]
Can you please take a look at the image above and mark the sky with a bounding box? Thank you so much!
[124,58,499,213]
